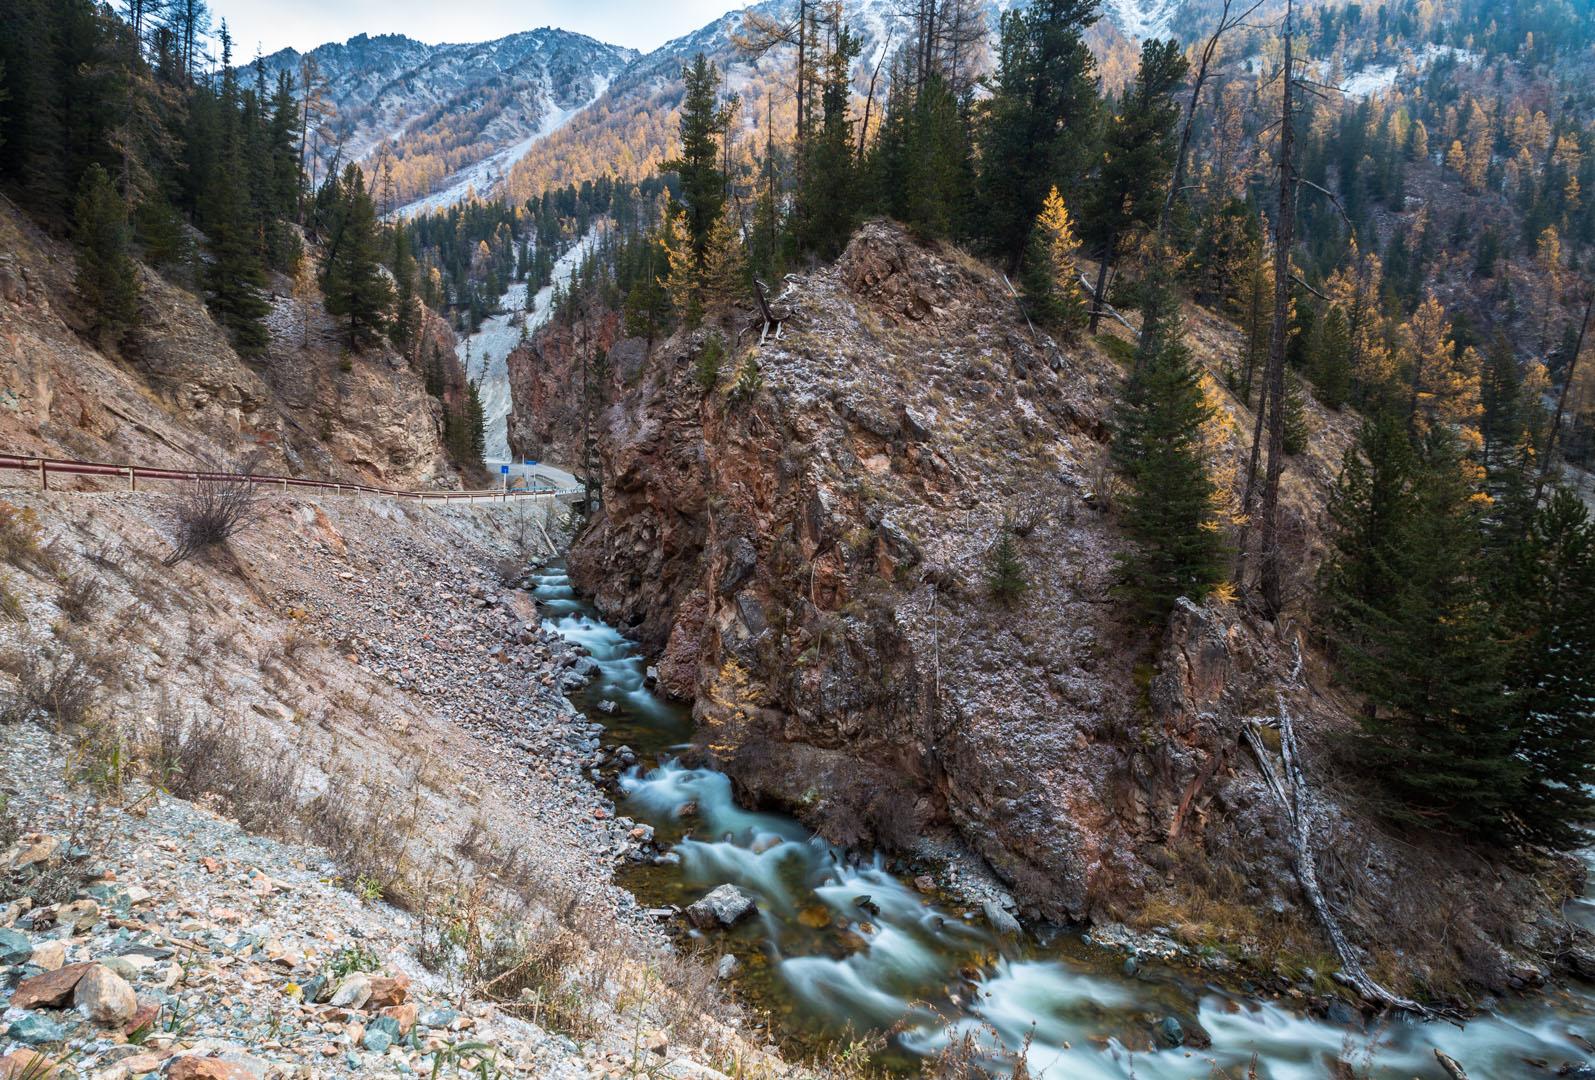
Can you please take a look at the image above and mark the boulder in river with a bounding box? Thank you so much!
[686,884,757,930]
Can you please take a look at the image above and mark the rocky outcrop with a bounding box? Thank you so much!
[523,221,1584,999]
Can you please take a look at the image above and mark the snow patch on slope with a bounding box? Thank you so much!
[1340,44,1478,99]
[459,233,600,460]
[1101,0,1182,40]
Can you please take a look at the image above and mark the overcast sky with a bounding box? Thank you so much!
[216,0,740,56]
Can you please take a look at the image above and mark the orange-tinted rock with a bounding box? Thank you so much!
[166,1056,258,1080]
[10,962,94,1009]
[365,973,409,1008]
[380,1003,418,1035]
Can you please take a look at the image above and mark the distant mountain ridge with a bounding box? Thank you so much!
[265,0,1195,212]
[262,28,638,214]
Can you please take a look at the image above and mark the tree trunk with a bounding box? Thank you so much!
[1088,247,1112,336]
[1534,289,1593,507]
[1258,0,1295,617]
[1240,640,1430,1016]
[1234,366,1272,585]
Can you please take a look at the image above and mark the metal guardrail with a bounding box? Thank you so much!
[0,453,585,503]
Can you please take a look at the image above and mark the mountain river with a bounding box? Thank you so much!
[530,563,1595,1078]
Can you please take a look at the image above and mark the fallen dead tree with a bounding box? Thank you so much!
[1240,640,1434,1017]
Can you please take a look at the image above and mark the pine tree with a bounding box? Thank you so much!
[1502,488,1595,850]
[390,224,421,352]
[199,31,271,356]
[1308,304,1352,410]
[322,164,394,348]
[987,525,1028,606]
[72,163,140,349]
[1082,37,1188,334]
[622,237,673,347]
[792,24,861,260]
[662,54,727,263]
[1283,373,1310,455]
[1020,186,1087,337]
[977,0,1101,271]
[1317,413,1416,650]
[423,341,446,398]
[700,210,747,314]
[465,380,486,466]
[1112,272,1228,620]
[134,193,190,273]
[204,156,270,355]
[1321,426,1517,837]
[658,206,702,327]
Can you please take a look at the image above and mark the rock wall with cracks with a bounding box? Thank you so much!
[552,221,1587,1000]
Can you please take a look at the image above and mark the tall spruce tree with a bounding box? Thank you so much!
[792,25,861,260]
[1321,427,1517,837]
[200,29,270,355]
[322,163,393,348]
[977,0,1101,272]
[1083,37,1187,334]
[73,162,141,349]
[1111,271,1228,620]
[1500,488,1595,850]
[662,54,727,263]
[390,224,421,351]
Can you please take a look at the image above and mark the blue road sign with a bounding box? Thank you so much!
[500,465,510,474]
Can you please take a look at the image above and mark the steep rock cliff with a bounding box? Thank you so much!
[539,222,1577,997]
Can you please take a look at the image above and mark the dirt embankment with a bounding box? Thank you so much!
[0,486,793,1079]
[0,197,467,488]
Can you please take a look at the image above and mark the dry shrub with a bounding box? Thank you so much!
[0,576,23,622]
[164,464,262,566]
[473,923,597,1038]
[0,632,105,728]
[57,573,101,623]
[0,500,56,575]
[302,771,421,904]
[149,708,304,833]
[0,794,17,849]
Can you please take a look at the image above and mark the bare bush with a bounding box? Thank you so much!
[164,460,262,566]
[57,573,101,623]
[0,633,104,727]
[149,708,304,832]
[0,500,57,575]
[0,794,17,849]
[302,771,421,903]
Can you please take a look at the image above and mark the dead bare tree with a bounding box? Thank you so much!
[1239,633,1429,1016]
[164,457,263,566]
[734,0,814,149]
[1158,0,1268,240]
[1247,0,1298,615]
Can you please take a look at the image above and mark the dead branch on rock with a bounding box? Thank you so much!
[1241,637,1433,1017]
